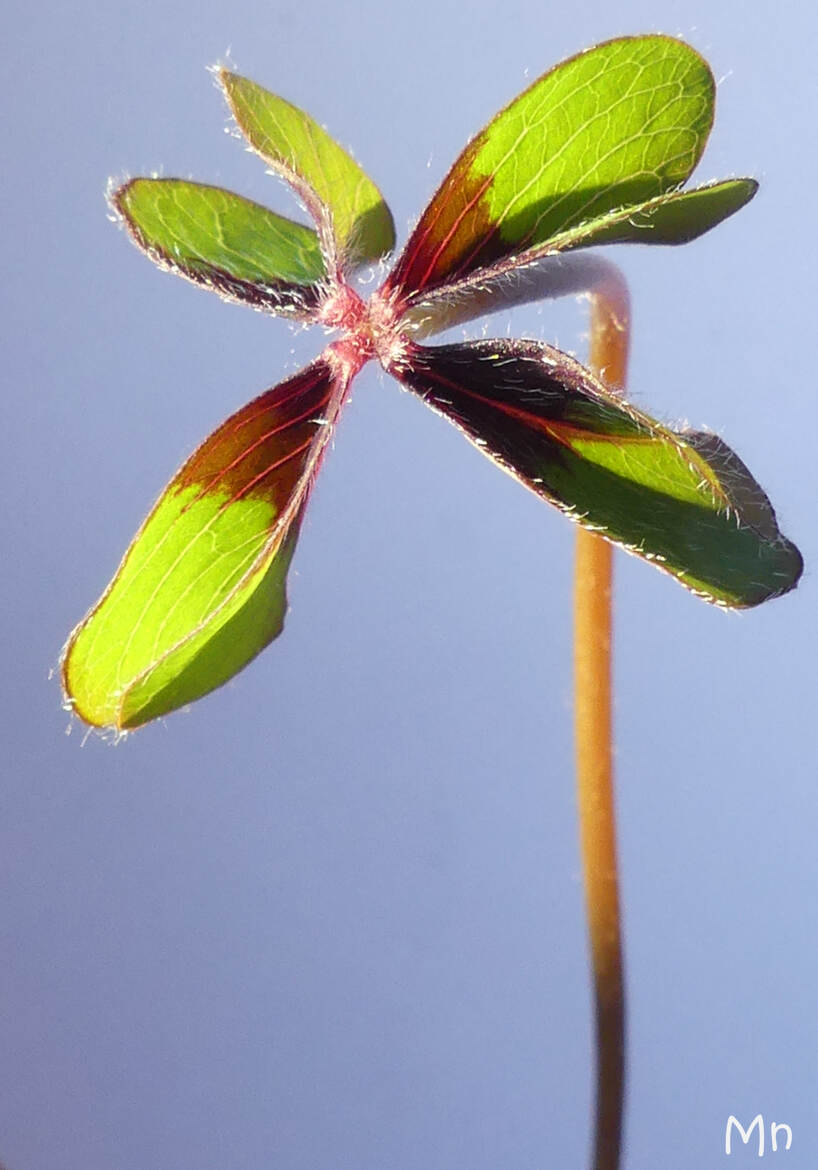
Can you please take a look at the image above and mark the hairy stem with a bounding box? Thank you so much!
[574,264,630,1170]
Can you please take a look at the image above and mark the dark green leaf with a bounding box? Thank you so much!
[394,339,802,607]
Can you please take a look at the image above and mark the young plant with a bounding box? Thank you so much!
[62,35,801,732]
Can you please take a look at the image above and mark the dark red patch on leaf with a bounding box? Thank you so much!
[394,339,801,607]
[387,139,506,298]
[175,357,338,512]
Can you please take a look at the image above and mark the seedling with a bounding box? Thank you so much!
[60,35,803,1169]
[61,35,800,731]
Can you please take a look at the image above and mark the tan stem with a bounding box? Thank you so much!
[574,266,630,1170]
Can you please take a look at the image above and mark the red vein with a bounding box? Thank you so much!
[218,434,317,511]
[415,172,495,291]
[228,367,328,434]
[189,396,331,506]
[418,362,633,452]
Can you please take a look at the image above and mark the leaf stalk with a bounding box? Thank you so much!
[574,262,629,1170]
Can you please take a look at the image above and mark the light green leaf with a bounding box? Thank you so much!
[389,35,728,297]
[113,178,326,316]
[219,70,395,270]
[62,355,350,731]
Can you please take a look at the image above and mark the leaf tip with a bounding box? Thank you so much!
[739,175,760,204]
[59,627,121,736]
[106,175,141,225]
[215,66,244,108]
[207,57,232,82]
[105,172,127,207]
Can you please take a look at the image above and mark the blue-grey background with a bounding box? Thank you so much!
[4,2,815,1167]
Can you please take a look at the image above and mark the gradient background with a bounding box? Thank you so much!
[4,1,816,1167]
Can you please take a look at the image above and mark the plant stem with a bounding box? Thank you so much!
[574,265,630,1170]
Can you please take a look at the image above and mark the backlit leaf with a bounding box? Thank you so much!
[62,40,799,733]
[62,355,350,731]
[548,178,758,251]
[388,36,729,300]
[113,178,327,317]
[219,70,395,270]
[394,339,802,607]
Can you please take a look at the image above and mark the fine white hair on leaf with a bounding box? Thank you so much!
[105,173,133,224]
[207,51,238,84]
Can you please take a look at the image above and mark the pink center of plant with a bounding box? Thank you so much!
[320,280,410,376]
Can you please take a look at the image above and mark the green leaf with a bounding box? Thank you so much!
[395,339,802,607]
[388,35,726,299]
[219,70,395,270]
[549,178,758,251]
[62,355,350,731]
[113,178,327,317]
[397,181,757,339]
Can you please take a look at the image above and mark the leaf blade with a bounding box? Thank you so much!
[62,355,350,730]
[394,339,801,607]
[113,178,327,317]
[388,35,720,299]
[219,70,395,270]
[548,178,758,251]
